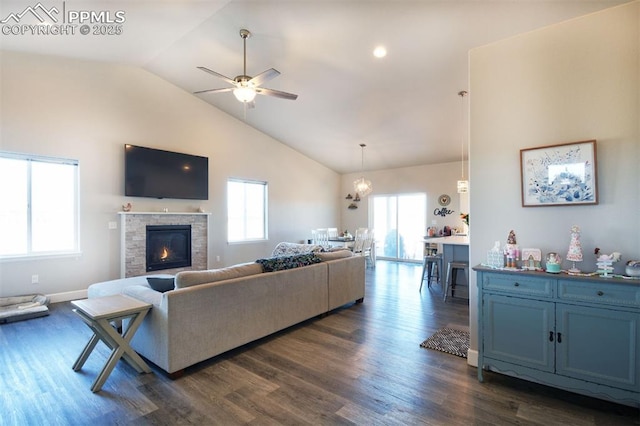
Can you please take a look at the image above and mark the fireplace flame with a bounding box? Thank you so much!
[160,247,169,261]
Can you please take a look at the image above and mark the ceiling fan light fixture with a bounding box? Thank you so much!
[233,86,256,103]
[195,28,298,107]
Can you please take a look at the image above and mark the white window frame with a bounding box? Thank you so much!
[0,151,80,260]
[226,178,268,243]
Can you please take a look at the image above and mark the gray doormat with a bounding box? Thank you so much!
[420,328,469,358]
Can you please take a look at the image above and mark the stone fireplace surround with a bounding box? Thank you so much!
[119,212,209,278]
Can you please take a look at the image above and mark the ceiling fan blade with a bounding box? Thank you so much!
[249,68,280,87]
[197,66,236,86]
[256,87,298,100]
[193,87,234,95]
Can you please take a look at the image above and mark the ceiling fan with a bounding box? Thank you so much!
[194,29,298,108]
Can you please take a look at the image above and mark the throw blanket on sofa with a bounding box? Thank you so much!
[271,242,323,257]
[256,253,322,272]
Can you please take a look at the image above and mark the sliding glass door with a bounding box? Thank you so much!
[372,193,426,262]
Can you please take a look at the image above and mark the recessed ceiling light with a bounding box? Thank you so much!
[373,46,387,58]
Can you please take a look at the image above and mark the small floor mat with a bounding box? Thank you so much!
[420,327,469,358]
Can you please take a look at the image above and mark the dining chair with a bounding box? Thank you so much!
[313,228,329,247]
[362,229,376,267]
[327,228,338,239]
[356,227,368,237]
[352,229,375,267]
[352,229,367,255]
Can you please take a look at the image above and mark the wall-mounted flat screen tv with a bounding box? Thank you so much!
[124,144,208,200]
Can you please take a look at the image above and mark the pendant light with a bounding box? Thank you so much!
[457,90,469,193]
[353,144,373,197]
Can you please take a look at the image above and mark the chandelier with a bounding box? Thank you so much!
[457,90,469,194]
[353,144,373,197]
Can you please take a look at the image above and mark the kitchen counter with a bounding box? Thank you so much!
[424,235,469,246]
[423,236,470,291]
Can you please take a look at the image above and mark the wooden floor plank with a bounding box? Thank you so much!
[1,260,638,425]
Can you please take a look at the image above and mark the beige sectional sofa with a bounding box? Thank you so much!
[88,246,365,376]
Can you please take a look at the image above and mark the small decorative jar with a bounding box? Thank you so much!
[625,260,640,277]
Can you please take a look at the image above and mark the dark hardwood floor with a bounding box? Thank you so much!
[1,261,638,425]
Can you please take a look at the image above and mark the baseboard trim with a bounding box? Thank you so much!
[467,349,478,367]
[48,289,87,303]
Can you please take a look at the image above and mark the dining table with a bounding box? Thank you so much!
[327,237,355,249]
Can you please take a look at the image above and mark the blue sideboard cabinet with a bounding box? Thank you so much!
[475,266,640,407]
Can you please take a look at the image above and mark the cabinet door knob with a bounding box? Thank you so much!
[514,282,520,287]
[549,331,554,342]
[597,291,604,296]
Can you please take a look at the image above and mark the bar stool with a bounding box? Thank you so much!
[444,261,469,302]
[419,253,442,292]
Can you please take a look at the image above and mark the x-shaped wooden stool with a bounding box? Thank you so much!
[71,295,152,392]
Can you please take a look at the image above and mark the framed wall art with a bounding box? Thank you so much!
[520,140,597,207]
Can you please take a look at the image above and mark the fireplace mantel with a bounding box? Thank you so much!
[119,212,209,278]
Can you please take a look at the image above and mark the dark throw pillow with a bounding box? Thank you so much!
[146,277,175,293]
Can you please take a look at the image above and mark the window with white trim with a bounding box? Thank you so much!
[227,178,267,242]
[0,152,80,258]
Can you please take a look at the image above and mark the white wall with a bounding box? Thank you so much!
[0,51,340,300]
[468,1,639,361]
[340,161,470,242]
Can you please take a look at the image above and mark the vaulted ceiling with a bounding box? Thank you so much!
[0,0,628,173]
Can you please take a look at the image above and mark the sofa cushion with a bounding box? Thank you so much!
[147,277,175,293]
[256,253,322,272]
[316,249,354,261]
[174,262,263,289]
[271,242,323,257]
